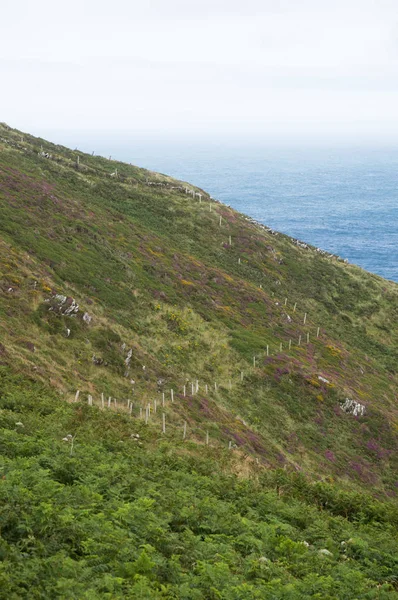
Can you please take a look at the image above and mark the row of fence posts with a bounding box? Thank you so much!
[74,296,325,452]
[209,208,325,349]
[76,320,324,415]
[76,320,322,406]
[74,389,218,448]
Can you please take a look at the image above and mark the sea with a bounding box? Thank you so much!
[98,141,398,283]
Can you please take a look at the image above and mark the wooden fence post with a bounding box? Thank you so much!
[162,413,166,434]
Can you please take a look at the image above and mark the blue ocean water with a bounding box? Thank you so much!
[120,143,398,282]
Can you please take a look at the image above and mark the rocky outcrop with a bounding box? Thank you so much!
[340,398,366,417]
[47,294,79,316]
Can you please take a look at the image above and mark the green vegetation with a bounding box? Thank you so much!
[1,369,398,599]
[0,123,397,597]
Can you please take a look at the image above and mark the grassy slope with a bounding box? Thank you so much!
[0,122,397,501]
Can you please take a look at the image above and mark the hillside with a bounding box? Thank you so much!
[1,123,398,597]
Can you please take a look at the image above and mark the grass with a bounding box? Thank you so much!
[0,122,397,499]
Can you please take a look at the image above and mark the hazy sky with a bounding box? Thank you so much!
[2,0,398,145]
